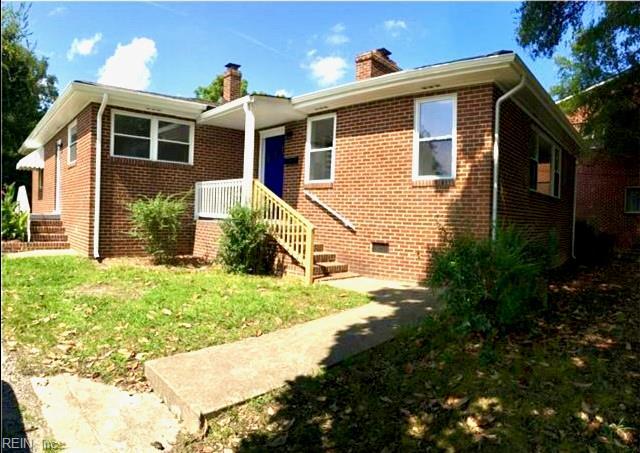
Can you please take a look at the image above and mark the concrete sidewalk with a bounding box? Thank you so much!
[145,277,439,432]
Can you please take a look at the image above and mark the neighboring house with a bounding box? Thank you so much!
[14,49,582,282]
[563,100,639,250]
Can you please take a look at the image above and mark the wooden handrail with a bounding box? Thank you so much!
[252,180,315,284]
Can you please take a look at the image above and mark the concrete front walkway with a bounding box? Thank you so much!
[145,277,438,432]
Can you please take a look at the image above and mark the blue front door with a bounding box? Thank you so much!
[264,135,285,197]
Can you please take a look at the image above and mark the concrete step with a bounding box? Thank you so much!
[313,261,349,276]
[31,233,68,242]
[313,251,336,263]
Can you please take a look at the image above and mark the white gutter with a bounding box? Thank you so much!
[571,164,577,259]
[93,93,108,259]
[491,73,526,240]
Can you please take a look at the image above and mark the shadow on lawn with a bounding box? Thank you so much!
[230,263,639,451]
[1,380,31,453]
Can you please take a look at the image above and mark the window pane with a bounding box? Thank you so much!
[529,159,537,190]
[113,135,150,159]
[419,100,453,138]
[418,139,453,177]
[70,126,78,145]
[158,141,189,163]
[626,188,640,212]
[158,121,190,143]
[114,114,151,137]
[69,143,77,162]
[311,118,334,149]
[309,149,332,180]
[536,137,552,194]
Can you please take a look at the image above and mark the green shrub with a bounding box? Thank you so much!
[2,183,28,241]
[428,227,551,333]
[128,192,188,263]
[218,205,275,275]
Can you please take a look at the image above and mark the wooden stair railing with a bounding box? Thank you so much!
[252,180,316,284]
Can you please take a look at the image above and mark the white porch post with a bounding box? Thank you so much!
[242,100,255,206]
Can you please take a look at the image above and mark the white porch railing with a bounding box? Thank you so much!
[194,178,243,219]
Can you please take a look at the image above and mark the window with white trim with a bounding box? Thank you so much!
[625,187,640,213]
[413,94,457,180]
[68,120,78,164]
[111,110,194,164]
[529,129,562,198]
[306,114,335,183]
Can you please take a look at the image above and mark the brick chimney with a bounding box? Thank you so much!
[355,48,401,80]
[223,63,242,102]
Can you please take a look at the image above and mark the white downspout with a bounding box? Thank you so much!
[491,74,526,240]
[93,93,108,259]
[571,163,577,259]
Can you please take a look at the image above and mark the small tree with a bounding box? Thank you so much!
[1,183,28,241]
[218,205,275,275]
[128,192,188,263]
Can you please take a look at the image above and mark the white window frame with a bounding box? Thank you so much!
[110,109,195,165]
[67,119,78,165]
[412,94,457,181]
[305,113,336,184]
[624,186,640,214]
[530,127,562,199]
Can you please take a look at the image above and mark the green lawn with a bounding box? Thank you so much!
[1,256,369,389]
[177,261,639,452]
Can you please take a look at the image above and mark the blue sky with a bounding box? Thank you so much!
[27,2,571,99]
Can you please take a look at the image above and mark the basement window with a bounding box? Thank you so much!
[625,187,640,214]
[371,242,390,254]
[111,110,194,164]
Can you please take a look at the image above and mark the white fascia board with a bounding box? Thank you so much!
[291,52,516,111]
[197,95,251,123]
[19,82,208,154]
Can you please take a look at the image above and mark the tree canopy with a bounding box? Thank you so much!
[2,4,58,186]
[517,1,639,158]
[195,75,248,103]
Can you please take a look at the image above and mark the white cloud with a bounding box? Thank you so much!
[383,19,408,37]
[305,55,348,87]
[97,37,157,90]
[48,6,67,17]
[326,23,349,46]
[67,33,103,61]
[274,89,292,97]
[306,49,318,58]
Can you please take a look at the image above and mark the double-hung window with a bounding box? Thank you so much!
[413,94,457,180]
[111,110,194,164]
[68,120,78,164]
[529,129,562,198]
[306,113,336,183]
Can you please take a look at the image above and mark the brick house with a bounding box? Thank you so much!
[15,50,583,282]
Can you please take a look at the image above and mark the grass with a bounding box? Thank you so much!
[1,256,369,389]
[177,260,639,452]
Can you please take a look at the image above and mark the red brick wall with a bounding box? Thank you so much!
[497,92,577,263]
[31,147,56,214]
[30,103,95,255]
[98,105,244,257]
[576,155,640,248]
[279,85,496,282]
[193,219,223,259]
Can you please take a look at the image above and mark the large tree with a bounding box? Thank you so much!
[517,2,639,158]
[2,4,58,187]
[195,75,248,103]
